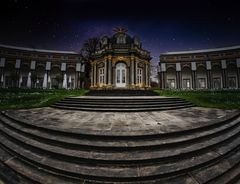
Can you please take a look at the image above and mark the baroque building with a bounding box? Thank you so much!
[90,28,151,89]
[0,44,85,89]
[158,46,240,89]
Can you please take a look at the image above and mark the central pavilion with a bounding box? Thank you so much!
[90,28,151,89]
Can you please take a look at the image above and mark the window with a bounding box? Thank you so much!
[122,70,126,83]
[137,68,142,84]
[116,69,120,83]
[116,35,126,44]
[213,78,221,89]
[228,77,236,89]
[198,78,206,89]
[167,79,175,89]
[99,68,104,84]
[182,79,190,89]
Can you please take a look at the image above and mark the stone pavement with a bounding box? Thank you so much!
[5,107,238,136]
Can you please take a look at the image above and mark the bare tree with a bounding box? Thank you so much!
[80,37,100,85]
[80,37,100,62]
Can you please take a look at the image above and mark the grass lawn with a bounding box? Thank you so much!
[0,88,87,110]
[1,88,239,110]
[154,89,240,109]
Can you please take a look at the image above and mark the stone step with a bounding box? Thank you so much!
[0,145,81,184]
[64,97,182,102]
[50,104,195,112]
[0,145,35,184]
[0,145,201,184]
[59,99,188,105]
[207,162,240,184]
[0,113,239,153]
[0,131,239,182]
[191,149,240,184]
[54,101,192,108]
[85,90,160,96]
[1,117,240,165]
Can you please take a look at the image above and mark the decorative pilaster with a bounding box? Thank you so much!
[191,71,196,89]
[145,63,148,87]
[160,63,166,89]
[131,55,134,86]
[94,62,97,87]
[0,58,6,88]
[104,59,107,85]
[191,62,197,89]
[237,68,240,89]
[221,60,227,88]
[147,63,151,87]
[236,58,240,89]
[206,61,212,89]
[176,63,181,89]
[135,60,138,86]
[90,63,94,87]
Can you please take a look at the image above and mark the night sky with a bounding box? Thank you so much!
[1,0,240,63]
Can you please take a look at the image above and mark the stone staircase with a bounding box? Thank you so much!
[0,111,240,183]
[51,96,194,112]
[85,90,160,96]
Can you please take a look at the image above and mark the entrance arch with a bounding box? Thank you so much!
[115,62,126,88]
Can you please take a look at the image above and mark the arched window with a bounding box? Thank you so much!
[99,68,104,84]
[137,68,143,84]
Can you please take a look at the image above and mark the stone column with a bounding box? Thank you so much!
[221,60,227,88]
[90,63,94,87]
[94,62,97,87]
[104,59,107,85]
[135,60,138,86]
[236,58,240,89]
[163,72,166,89]
[108,55,112,86]
[145,63,148,87]
[206,61,212,89]
[157,65,162,89]
[176,63,181,89]
[131,55,134,86]
[0,58,6,88]
[191,62,197,89]
[161,63,166,89]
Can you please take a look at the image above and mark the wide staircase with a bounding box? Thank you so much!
[51,90,194,112]
[85,89,160,96]
[0,111,240,183]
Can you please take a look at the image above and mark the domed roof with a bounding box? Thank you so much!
[110,32,133,44]
[100,27,142,47]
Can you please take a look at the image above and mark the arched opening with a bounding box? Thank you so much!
[196,65,207,89]
[115,62,126,88]
[227,64,238,89]
[21,64,30,87]
[4,62,15,88]
[166,67,176,89]
[181,66,191,89]
[51,66,61,89]
[36,65,45,88]
[66,67,76,89]
[212,65,222,89]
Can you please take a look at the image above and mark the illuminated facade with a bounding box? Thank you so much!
[0,44,85,89]
[158,46,240,89]
[90,28,151,89]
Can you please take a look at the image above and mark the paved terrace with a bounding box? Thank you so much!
[4,107,239,136]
